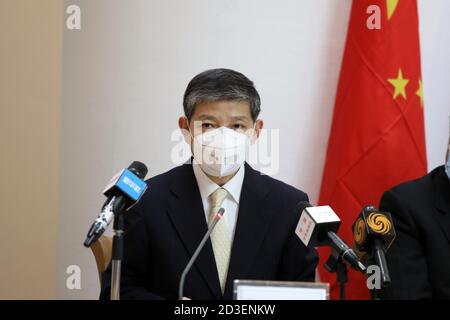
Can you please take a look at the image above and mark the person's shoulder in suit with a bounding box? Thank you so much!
[239,163,310,228]
[254,168,308,200]
[380,166,443,215]
[385,166,439,197]
[248,165,309,216]
[131,163,191,209]
[379,165,447,300]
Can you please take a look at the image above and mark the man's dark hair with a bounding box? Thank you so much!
[183,68,261,122]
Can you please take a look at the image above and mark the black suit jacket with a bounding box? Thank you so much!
[100,162,318,300]
[379,166,450,299]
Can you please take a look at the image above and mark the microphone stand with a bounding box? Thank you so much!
[324,250,348,300]
[367,239,391,300]
[110,197,126,300]
[323,232,366,300]
[178,208,225,300]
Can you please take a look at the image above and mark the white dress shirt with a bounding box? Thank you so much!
[192,163,245,243]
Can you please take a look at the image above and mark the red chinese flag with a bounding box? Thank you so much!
[318,0,427,299]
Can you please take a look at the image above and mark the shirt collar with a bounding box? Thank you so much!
[192,163,245,204]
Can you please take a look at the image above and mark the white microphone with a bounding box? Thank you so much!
[295,201,366,273]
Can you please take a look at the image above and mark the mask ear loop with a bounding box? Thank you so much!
[188,126,194,141]
[187,120,210,165]
[186,118,201,142]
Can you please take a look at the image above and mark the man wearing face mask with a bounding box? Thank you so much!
[100,68,318,300]
[379,137,450,299]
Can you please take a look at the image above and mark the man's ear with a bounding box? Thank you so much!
[250,119,264,144]
[179,116,191,144]
[446,137,450,163]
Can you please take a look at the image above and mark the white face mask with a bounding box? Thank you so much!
[190,126,252,177]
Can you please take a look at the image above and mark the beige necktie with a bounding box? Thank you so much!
[208,187,230,294]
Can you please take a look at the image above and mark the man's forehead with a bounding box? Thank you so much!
[192,101,253,120]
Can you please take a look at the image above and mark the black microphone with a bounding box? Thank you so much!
[295,201,366,273]
[353,205,396,287]
[84,161,148,247]
[178,208,225,300]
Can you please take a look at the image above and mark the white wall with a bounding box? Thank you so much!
[418,0,450,168]
[0,0,62,299]
[59,0,450,299]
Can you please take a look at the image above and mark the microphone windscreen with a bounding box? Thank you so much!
[128,161,148,178]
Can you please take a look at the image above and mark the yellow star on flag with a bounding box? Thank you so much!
[388,68,409,100]
[416,79,424,107]
[387,0,399,20]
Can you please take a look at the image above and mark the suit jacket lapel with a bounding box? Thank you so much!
[224,163,272,299]
[433,167,450,244]
[166,163,222,299]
